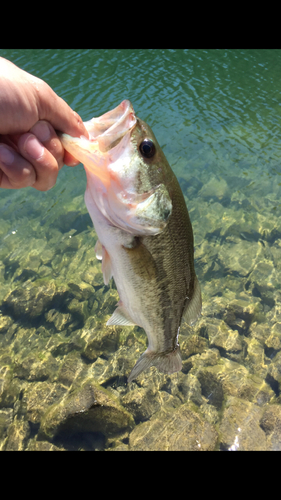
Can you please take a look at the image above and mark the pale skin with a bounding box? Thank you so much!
[0,57,88,191]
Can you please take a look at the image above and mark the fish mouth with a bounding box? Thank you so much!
[84,100,137,152]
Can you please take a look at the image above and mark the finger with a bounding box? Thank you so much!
[0,144,36,189]
[35,80,89,139]
[17,133,59,191]
[30,120,64,170]
[63,150,81,167]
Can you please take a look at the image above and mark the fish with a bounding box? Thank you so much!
[60,100,202,383]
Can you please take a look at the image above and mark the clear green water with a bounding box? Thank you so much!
[1,49,281,450]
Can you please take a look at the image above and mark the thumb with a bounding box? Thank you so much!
[36,81,89,139]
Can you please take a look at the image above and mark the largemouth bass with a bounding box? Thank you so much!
[60,100,201,383]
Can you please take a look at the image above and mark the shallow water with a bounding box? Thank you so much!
[1,49,281,450]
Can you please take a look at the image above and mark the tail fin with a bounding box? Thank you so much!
[127,346,182,383]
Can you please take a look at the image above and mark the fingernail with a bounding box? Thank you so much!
[23,135,44,160]
[0,145,14,165]
[31,121,51,142]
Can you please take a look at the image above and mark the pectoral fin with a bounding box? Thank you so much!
[94,240,103,260]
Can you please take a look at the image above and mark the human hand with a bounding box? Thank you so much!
[0,57,88,191]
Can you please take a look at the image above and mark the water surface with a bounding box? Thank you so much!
[1,49,281,450]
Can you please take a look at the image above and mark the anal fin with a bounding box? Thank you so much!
[106,305,136,326]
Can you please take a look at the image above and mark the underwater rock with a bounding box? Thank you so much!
[0,315,13,335]
[198,176,229,200]
[2,280,70,321]
[90,345,140,386]
[266,351,281,395]
[0,366,22,408]
[129,402,218,451]
[13,352,60,382]
[259,404,281,451]
[0,408,13,441]
[23,381,68,425]
[57,352,85,387]
[38,378,135,441]
[208,321,243,362]
[67,280,95,301]
[82,319,121,361]
[66,298,89,323]
[217,358,274,406]
[219,396,267,451]
[45,309,73,332]
[265,323,281,357]
[219,240,262,277]
[196,369,224,410]
[2,417,30,451]
[244,337,269,377]
[26,439,64,451]
[121,387,163,423]
[180,334,208,360]
[177,372,204,406]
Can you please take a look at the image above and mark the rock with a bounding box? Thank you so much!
[67,280,95,301]
[66,298,89,323]
[219,240,261,277]
[23,381,68,425]
[0,408,13,440]
[265,323,281,357]
[57,352,84,387]
[13,352,59,382]
[26,439,64,451]
[245,337,268,377]
[81,318,121,361]
[38,379,135,441]
[129,402,218,451]
[259,405,281,451]
[3,418,30,451]
[2,280,70,321]
[180,334,208,360]
[266,351,281,395]
[198,177,229,200]
[219,396,267,451]
[196,369,224,410]
[0,315,13,335]
[121,387,162,423]
[177,373,204,406]
[0,366,21,408]
[211,358,274,406]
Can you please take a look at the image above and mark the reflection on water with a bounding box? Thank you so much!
[1,49,281,450]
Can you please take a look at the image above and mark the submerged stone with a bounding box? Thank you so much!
[2,418,30,451]
[219,396,266,451]
[129,402,218,451]
[259,404,281,451]
[38,378,135,441]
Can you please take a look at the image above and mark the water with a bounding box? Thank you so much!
[1,49,281,450]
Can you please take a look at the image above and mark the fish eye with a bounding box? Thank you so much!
[139,139,156,158]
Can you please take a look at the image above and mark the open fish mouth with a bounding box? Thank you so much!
[84,100,137,152]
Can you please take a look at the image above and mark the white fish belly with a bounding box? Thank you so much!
[85,188,162,352]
